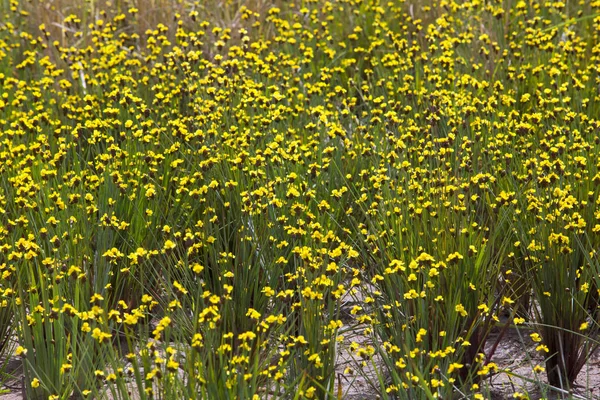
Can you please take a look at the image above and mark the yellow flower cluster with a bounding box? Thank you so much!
[1,0,600,398]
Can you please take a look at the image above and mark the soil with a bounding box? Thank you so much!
[1,324,599,399]
[483,327,600,400]
[333,325,600,400]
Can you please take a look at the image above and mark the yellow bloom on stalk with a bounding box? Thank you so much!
[153,316,172,339]
[536,344,549,353]
[60,363,72,374]
[455,304,467,317]
[173,280,188,295]
[246,308,261,320]
[431,378,443,388]
[16,346,27,357]
[308,353,323,368]
[448,363,463,374]
[446,252,463,264]
[530,333,542,342]
[167,359,179,371]
[124,313,139,325]
[238,331,256,341]
[502,296,514,305]
[91,328,112,343]
[304,387,317,399]
[103,248,124,263]
[533,365,545,373]
[191,263,204,274]
[163,240,176,251]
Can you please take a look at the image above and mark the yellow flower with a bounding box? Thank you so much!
[124,313,139,325]
[16,346,27,357]
[91,328,112,343]
[530,333,542,342]
[173,280,188,295]
[191,333,203,349]
[502,296,514,305]
[167,359,179,371]
[533,365,545,373]
[60,363,72,374]
[455,304,468,317]
[191,263,204,274]
[448,363,463,374]
[536,344,549,353]
[163,240,176,251]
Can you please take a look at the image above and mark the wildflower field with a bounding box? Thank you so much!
[2,0,600,398]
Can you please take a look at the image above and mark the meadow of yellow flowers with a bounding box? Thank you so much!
[1,0,600,398]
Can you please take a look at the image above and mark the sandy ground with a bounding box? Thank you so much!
[484,327,600,400]
[1,336,599,400]
[1,316,599,399]
[333,325,600,400]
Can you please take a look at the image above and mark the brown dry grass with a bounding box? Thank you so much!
[10,0,282,48]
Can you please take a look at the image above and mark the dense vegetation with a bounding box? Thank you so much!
[1,0,600,398]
